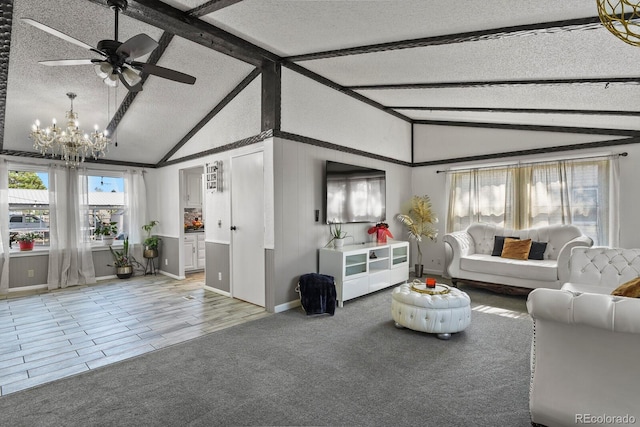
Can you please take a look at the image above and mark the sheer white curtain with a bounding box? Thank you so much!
[48,165,96,289]
[446,166,516,233]
[124,169,147,260]
[446,156,618,246]
[0,159,9,293]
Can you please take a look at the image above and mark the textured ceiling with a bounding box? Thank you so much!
[2,0,639,167]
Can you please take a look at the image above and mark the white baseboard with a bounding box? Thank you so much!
[8,283,47,292]
[97,275,117,281]
[203,286,230,297]
[274,299,301,313]
[159,270,184,280]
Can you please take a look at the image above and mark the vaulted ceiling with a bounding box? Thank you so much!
[2,0,640,168]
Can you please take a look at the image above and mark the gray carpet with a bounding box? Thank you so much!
[0,289,533,427]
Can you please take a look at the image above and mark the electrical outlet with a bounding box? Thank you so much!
[165,259,169,266]
[27,269,34,278]
[218,272,222,281]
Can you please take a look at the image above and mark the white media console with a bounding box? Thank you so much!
[319,241,410,307]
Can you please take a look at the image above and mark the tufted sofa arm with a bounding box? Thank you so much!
[443,231,475,279]
[527,287,640,426]
[555,236,594,283]
[528,288,640,334]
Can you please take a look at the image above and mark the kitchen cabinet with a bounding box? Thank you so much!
[185,173,202,207]
[184,233,205,271]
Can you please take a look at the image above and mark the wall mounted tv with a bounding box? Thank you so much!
[325,160,386,224]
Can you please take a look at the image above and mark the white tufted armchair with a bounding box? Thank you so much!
[527,247,640,427]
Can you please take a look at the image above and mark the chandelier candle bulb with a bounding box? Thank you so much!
[29,92,111,167]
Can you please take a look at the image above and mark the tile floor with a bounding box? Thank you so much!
[0,272,270,396]
[0,272,530,397]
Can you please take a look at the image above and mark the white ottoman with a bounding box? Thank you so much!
[391,282,471,340]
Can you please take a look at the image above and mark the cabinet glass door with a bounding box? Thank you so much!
[345,253,367,277]
[392,245,408,265]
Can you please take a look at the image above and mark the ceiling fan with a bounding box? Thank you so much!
[21,0,196,92]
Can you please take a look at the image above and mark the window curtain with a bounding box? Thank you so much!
[446,166,516,233]
[0,159,9,293]
[48,165,96,289]
[124,169,147,261]
[445,156,618,246]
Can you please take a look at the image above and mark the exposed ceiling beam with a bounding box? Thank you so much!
[84,0,278,67]
[0,149,156,168]
[348,77,640,91]
[282,61,412,123]
[413,119,640,137]
[0,0,13,151]
[188,0,244,18]
[286,15,606,62]
[157,67,261,166]
[106,32,174,137]
[389,106,640,116]
[413,137,640,168]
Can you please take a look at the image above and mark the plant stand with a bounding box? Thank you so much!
[144,255,158,275]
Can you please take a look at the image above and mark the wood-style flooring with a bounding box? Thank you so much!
[0,272,270,396]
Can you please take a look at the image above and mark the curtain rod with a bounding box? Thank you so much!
[435,152,628,174]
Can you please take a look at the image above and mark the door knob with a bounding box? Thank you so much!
[230,226,237,231]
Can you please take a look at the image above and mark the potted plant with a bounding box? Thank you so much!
[95,221,118,245]
[16,231,39,251]
[396,195,438,277]
[109,237,133,279]
[141,220,159,259]
[327,222,348,249]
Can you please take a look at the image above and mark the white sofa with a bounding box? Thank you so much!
[443,223,593,293]
[527,247,640,427]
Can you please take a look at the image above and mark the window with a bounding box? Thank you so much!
[8,169,50,249]
[87,174,126,242]
[446,157,616,245]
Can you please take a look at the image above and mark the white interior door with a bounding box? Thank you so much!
[231,151,265,307]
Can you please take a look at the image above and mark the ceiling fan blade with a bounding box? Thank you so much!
[132,62,196,85]
[117,71,143,92]
[39,59,95,66]
[21,18,95,51]
[117,34,158,59]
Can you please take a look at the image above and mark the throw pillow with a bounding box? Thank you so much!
[611,277,640,298]
[501,238,532,260]
[492,236,519,256]
[528,241,548,260]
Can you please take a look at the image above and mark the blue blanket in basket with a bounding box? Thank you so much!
[298,273,336,316]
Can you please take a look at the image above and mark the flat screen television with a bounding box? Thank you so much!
[325,160,386,224]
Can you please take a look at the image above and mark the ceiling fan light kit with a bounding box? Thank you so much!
[21,0,196,92]
[597,0,640,46]
[29,92,111,167]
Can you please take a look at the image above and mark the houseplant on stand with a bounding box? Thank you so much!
[396,195,438,278]
[16,232,39,251]
[142,220,160,259]
[109,237,133,279]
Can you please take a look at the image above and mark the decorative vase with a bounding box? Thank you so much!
[414,264,424,278]
[116,265,133,279]
[334,238,345,249]
[377,229,387,244]
[102,236,115,245]
[19,241,34,251]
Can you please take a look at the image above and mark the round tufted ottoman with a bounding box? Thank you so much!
[391,282,471,340]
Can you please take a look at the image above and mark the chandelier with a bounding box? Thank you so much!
[597,0,640,46]
[29,92,111,167]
